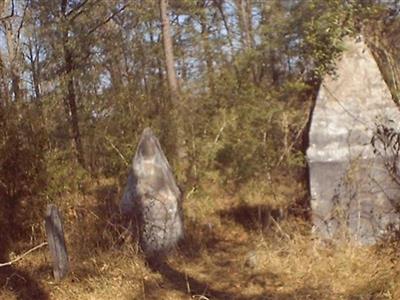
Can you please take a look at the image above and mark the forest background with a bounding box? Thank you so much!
[1,1,400,299]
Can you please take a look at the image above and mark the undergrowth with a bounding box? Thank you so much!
[1,174,400,300]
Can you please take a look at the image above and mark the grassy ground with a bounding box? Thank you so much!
[1,175,400,300]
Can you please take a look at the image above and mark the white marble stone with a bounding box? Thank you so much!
[307,36,400,244]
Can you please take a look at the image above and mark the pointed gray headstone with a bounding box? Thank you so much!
[45,204,69,281]
[307,36,400,244]
[120,128,184,257]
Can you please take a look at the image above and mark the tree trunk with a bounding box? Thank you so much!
[2,0,22,102]
[0,54,10,106]
[27,38,41,101]
[238,0,253,49]
[237,0,257,84]
[214,1,241,86]
[160,0,179,100]
[159,0,187,171]
[149,24,164,95]
[61,0,85,168]
[199,9,215,96]
[64,43,85,168]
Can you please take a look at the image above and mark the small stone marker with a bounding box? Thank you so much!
[307,36,400,244]
[45,204,69,281]
[121,128,184,258]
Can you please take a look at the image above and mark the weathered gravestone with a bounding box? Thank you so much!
[45,204,69,281]
[307,36,400,244]
[120,128,184,257]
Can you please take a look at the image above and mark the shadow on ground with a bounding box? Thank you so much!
[147,262,242,299]
[0,225,49,299]
[146,261,328,300]
[0,196,49,299]
[219,204,285,232]
[0,265,49,300]
[78,182,323,300]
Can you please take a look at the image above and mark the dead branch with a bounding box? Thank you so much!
[276,101,312,166]
[105,136,129,166]
[87,3,129,35]
[0,242,48,267]
[214,116,226,144]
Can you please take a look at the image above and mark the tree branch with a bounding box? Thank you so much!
[105,136,129,166]
[16,1,29,43]
[0,242,48,267]
[87,3,129,36]
[66,0,90,18]
[0,0,14,22]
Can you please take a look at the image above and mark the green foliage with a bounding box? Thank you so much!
[210,81,309,184]
[45,149,91,198]
[0,0,398,246]
[293,0,353,79]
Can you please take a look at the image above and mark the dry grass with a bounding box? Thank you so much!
[1,176,400,299]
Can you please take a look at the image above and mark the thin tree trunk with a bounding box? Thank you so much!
[108,62,123,91]
[61,0,85,168]
[200,10,215,96]
[3,0,21,102]
[0,54,9,106]
[238,0,252,49]
[64,44,85,168]
[148,21,164,94]
[178,28,188,82]
[214,1,241,86]
[160,0,179,100]
[237,0,257,84]
[27,39,41,101]
[160,0,187,167]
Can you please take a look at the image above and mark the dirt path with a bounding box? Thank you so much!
[142,205,291,300]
